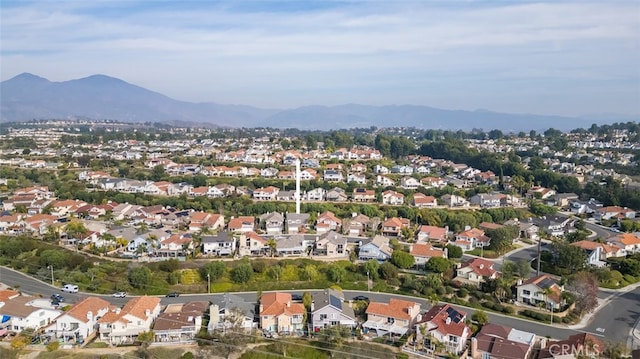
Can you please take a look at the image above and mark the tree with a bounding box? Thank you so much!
[471,310,489,326]
[516,258,531,278]
[137,330,155,349]
[65,221,88,240]
[301,264,319,281]
[266,238,277,257]
[553,242,587,272]
[379,262,398,280]
[426,257,451,274]
[568,271,599,315]
[230,263,253,283]
[302,291,313,311]
[128,266,152,289]
[363,259,380,280]
[267,265,282,281]
[446,244,463,259]
[200,261,226,281]
[391,250,415,269]
[327,264,347,283]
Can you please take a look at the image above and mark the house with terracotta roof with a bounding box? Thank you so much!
[456,258,500,287]
[538,333,605,359]
[571,240,625,266]
[363,298,421,337]
[46,297,111,342]
[353,188,376,202]
[154,301,209,344]
[316,211,342,233]
[382,190,404,205]
[238,231,268,257]
[188,212,225,232]
[98,296,161,345]
[410,243,447,268]
[470,323,535,359]
[453,227,491,251]
[416,225,449,243]
[516,274,565,310]
[608,233,640,254]
[155,234,194,258]
[227,216,256,233]
[412,193,437,208]
[259,292,305,334]
[0,214,24,234]
[415,304,471,355]
[594,206,636,222]
[382,217,410,237]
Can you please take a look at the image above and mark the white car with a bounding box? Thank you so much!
[112,291,127,298]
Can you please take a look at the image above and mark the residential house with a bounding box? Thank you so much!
[98,296,161,345]
[188,212,224,232]
[453,227,490,250]
[313,231,347,258]
[569,198,603,215]
[202,232,237,256]
[381,217,410,238]
[362,298,421,337]
[126,236,154,254]
[325,187,348,202]
[400,176,421,190]
[316,211,342,233]
[305,188,326,201]
[358,235,393,261]
[285,213,310,234]
[415,304,471,355]
[347,213,372,236]
[350,163,367,173]
[412,193,437,208]
[456,258,499,287]
[323,170,344,182]
[47,297,111,342]
[382,190,405,205]
[276,190,296,201]
[538,333,605,359]
[410,243,447,268]
[608,233,640,254]
[311,289,357,332]
[154,301,209,343]
[594,206,637,222]
[416,225,449,243]
[259,212,284,235]
[421,177,446,188]
[470,323,536,359]
[505,218,540,241]
[517,274,565,310]
[209,293,256,332]
[275,235,310,257]
[440,194,470,208]
[227,216,256,233]
[352,188,376,202]
[259,292,305,334]
[571,240,625,266]
[532,216,575,237]
[373,165,389,174]
[470,193,506,208]
[552,193,580,208]
[0,296,61,332]
[347,173,367,185]
[376,175,395,187]
[527,186,557,200]
[238,231,268,257]
[155,234,193,258]
[253,186,280,201]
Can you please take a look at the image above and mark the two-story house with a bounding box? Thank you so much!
[440,194,470,208]
[455,258,500,287]
[516,274,564,310]
[453,227,490,251]
[382,190,405,205]
[47,297,111,343]
[259,292,305,335]
[252,186,280,201]
[209,293,256,332]
[412,193,437,208]
[202,232,237,256]
[154,301,209,343]
[285,213,310,234]
[316,211,342,233]
[382,217,410,238]
[348,213,372,237]
[470,323,536,359]
[227,216,256,233]
[410,243,447,268]
[415,304,471,355]
[363,298,421,337]
[311,289,357,332]
[416,225,449,244]
[259,212,284,235]
[237,231,267,257]
[0,295,61,332]
[313,231,347,258]
[400,176,421,190]
[608,233,640,254]
[325,187,348,202]
[98,296,161,345]
[352,188,376,202]
[358,235,393,261]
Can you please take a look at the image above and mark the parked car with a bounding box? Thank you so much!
[166,292,180,297]
[61,284,78,293]
[291,293,303,301]
[112,291,127,298]
[353,295,369,301]
[50,294,65,303]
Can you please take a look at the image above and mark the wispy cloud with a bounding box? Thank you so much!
[1,0,638,115]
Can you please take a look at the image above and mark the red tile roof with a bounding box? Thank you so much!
[418,304,468,337]
[460,258,498,277]
[260,292,305,317]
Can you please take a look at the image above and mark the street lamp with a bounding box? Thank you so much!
[366,271,370,292]
[47,265,54,286]
[207,273,210,294]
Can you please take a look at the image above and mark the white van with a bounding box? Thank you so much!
[61,284,79,293]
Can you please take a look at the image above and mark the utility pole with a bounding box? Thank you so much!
[536,237,542,276]
[48,265,54,286]
[367,271,370,292]
[207,273,210,294]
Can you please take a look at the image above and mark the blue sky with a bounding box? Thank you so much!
[1,0,639,116]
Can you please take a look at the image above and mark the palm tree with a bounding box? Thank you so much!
[542,287,555,324]
[266,238,277,257]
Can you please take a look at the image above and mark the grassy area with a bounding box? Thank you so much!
[240,340,399,359]
[465,245,518,259]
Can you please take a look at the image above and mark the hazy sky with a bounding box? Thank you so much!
[1,0,639,116]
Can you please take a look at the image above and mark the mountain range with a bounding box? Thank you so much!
[0,73,633,131]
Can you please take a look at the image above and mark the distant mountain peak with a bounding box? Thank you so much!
[9,72,51,83]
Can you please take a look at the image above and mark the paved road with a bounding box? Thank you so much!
[584,285,640,350]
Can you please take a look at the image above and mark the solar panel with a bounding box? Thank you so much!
[445,306,462,323]
[329,295,342,310]
[538,277,556,289]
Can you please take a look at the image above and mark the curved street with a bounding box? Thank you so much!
[2,265,633,348]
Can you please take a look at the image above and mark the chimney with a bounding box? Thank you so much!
[479,264,484,269]
[445,317,451,325]
[286,301,291,308]
[86,311,93,321]
[471,337,479,359]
